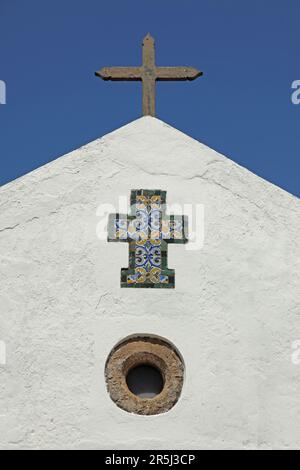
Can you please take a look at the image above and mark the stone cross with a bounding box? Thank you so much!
[95,33,202,116]
[108,189,188,288]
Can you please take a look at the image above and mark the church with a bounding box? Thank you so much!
[0,35,300,450]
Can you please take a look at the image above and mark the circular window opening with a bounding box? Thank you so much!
[126,363,164,398]
[105,334,184,415]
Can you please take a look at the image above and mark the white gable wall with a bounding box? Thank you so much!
[0,117,299,449]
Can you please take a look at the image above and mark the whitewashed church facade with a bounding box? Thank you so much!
[0,117,300,449]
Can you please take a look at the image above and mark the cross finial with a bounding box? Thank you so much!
[95,34,202,117]
[144,32,154,41]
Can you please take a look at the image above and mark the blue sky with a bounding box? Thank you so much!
[0,0,299,196]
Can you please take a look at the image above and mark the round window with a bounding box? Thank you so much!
[126,363,164,398]
[105,334,184,415]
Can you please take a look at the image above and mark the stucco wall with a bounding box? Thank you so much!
[0,117,300,449]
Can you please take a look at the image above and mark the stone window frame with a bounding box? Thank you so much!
[105,334,184,415]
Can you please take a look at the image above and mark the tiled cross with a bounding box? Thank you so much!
[108,189,188,288]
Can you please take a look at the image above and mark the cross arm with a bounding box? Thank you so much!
[95,67,142,81]
[107,213,141,242]
[107,213,130,242]
[156,67,202,81]
[162,215,188,244]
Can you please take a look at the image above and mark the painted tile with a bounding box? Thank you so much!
[108,190,188,288]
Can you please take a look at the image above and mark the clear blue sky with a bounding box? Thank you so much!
[0,0,299,196]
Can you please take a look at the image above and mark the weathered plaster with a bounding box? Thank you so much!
[0,117,300,449]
